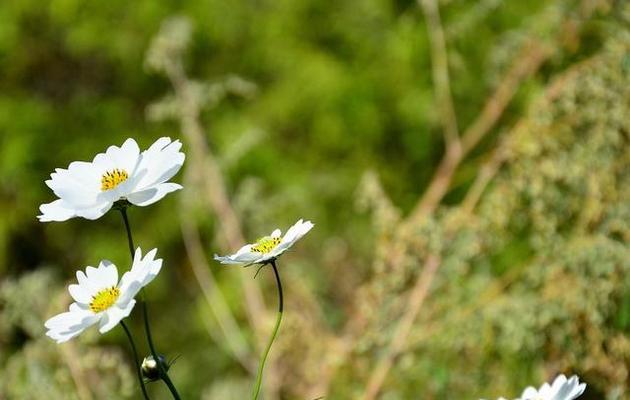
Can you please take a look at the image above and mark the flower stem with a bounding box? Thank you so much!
[251,260,284,400]
[120,320,151,400]
[119,207,181,400]
[143,301,181,399]
[119,206,135,258]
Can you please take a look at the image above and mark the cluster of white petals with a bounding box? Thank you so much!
[41,136,316,348]
[214,219,314,266]
[45,248,162,343]
[481,375,586,400]
[39,137,185,222]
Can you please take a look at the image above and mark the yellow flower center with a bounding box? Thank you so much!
[101,169,129,191]
[89,286,120,313]
[251,236,281,254]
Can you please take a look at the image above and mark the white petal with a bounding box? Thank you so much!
[75,202,113,220]
[521,387,539,399]
[44,169,100,207]
[92,138,141,175]
[213,255,246,265]
[44,307,99,343]
[76,271,88,285]
[84,261,118,288]
[132,137,185,191]
[551,375,567,391]
[68,284,92,305]
[38,199,77,222]
[271,229,282,237]
[572,383,586,398]
[127,182,182,207]
[282,219,314,244]
[98,260,118,287]
[66,161,102,190]
[46,324,88,343]
[272,219,314,256]
[117,248,162,304]
[539,382,552,397]
[98,300,136,333]
[214,244,261,265]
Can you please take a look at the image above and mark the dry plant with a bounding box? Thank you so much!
[141,0,628,398]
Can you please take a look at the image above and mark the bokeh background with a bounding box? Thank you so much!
[0,0,628,399]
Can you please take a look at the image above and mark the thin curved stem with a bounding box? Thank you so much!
[119,207,181,400]
[120,321,151,400]
[251,260,283,400]
[143,302,181,399]
[120,207,135,258]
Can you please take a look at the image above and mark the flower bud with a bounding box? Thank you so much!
[141,354,169,381]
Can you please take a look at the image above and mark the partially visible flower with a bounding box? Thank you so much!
[45,248,162,343]
[38,137,185,222]
[518,375,586,400]
[214,219,314,266]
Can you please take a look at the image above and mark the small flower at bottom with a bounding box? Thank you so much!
[45,248,162,343]
[518,374,586,400]
[213,218,314,266]
[38,137,185,222]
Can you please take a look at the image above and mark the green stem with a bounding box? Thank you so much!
[143,301,181,399]
[120,320,151,400]
[251,260,284,400]
[119,207,181,400]
[119,206,135,259]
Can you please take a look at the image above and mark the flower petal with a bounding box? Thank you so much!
[38,199,77,222]
[127,182,182,207]
[521,387,539,399]
[214,244,261,265]
[75,202,113,220]
[271,219,314,257]
[92,138,141,176]
[132,137,185,191]
[68,284,92,305]
[44,306,99,343]
[98,300,136,333]
[117,248,162,304]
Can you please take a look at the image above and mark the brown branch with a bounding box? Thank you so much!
[60,342,94,400]
[362,255,441,400]
[163,62,268,337]
[179,168,255,373]
[419,0,460,146]
[460,40,550,155]
[460,137,509,214]
[359,39,550,400]
[460,51,595,215]
[408,40,550,223]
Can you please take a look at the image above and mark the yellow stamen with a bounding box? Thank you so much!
[89,286,120,313]
[251,236,281,253]
[101,169,128,191]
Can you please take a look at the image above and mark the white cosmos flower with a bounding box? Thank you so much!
[518,375,586,400]
[45,248,162,343]
[214,219,314,266]
[38,137,185,222]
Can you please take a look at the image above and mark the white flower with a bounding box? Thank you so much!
[45,248,162,343]
[518,375,586,400]
[38,137,185,222]
[214,219,314,265]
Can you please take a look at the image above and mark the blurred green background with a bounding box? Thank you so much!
[0,0,628,399]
